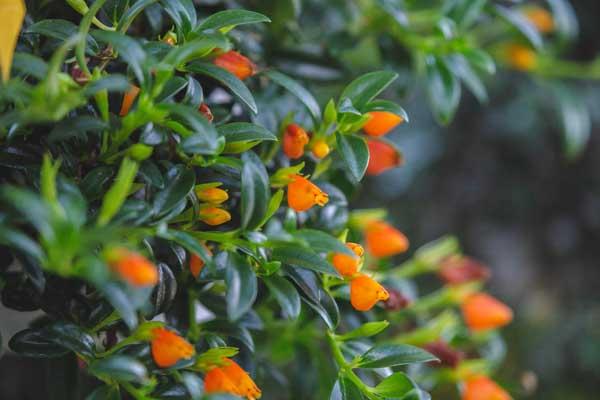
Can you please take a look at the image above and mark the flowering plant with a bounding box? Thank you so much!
[0,0,588,399]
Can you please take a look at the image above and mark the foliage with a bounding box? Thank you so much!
[0,0,590,399]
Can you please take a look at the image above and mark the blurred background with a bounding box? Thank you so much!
[2,1,600,399]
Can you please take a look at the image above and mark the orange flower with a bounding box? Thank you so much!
[150,327,195,368]
[332,242,364,277]
[107,248,158,286]
[119,85,140,116]
[199,207,231,226]
[366,139,403,175]
[204,357,262,399]
[287,174,329,212]
[365,221,409,258]
[438,256,491,285]
[283,124,309,159]
[350,274,389,311]
[189,244,212,278]
[363,111,404,137]
[213,50,257,80]
[199,103,214,122]
[196,187,228,204]
[524,7,554,34]
[461,293,513,332]
[506,44,537,71]
[311,139,330,159]
[463,376,512,400]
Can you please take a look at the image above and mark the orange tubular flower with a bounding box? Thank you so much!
[287,174,329,212]
[119,85,140,116]
[365,221,409,258]
[283,124,310,159]
[350,274,390,311]
[311,139,330,159]
[151,327,195,368]
[363,111,404,137]
[199,103,214,122]
[204,357,262,399]
[524,7,554,34]
[366,139,403,175]
[332,242,364,277]
[107,248,158,286]
[438,255,491,285]
[506,44,537,71]
[463,376,512,400]
[461,293,513,332]
[199,207,232,226]
[213,50,257,80]
[189,244,212,278]
[196,187,229,204]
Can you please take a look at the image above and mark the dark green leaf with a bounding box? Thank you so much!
[26,19,99,54]
[181,372,204,400]
[84,75,131,96]
[495,5,543,49]
[161,0,197,32]
[339,70,398,110]
[92,30,147,83]
[88,356,148,383]
[163,104,223,155]
[265,70,321,123]
[424,56,460,125]
[263,275,301,319]
[159,229,212,266]
[48,116,108,142]
[553,84,591,160]
[293,229,354,256]
[218,122,277,143]
[272,246,339,276]
[225,252,258,321]
[85,385,121,400]
[330,376,364,400]
[9,328,68,358]
[12,53,48,80]
[162,34,230,67]
[118,0,159,32]
[0,227,45,263]
[240,151,270,230]
[336,132,369,182]
[46,321,96,357]
[196,9,271,32]
[357,344,437,369]
[186,62,257,114]
[151,166,195,216]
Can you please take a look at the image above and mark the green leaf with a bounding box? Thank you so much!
[92,30,147,83]
[240,151,270,230]
[272,246,339,276]
[257,189,284,228]
[364,99,409,122]
[48,116,108,142]
[161,0,197,32]
[97,282,139,329]
[97,157,139,226]
[553,84,591,160]
[12,53,48,80]
[461,48,496,75]
[45,321,96,357]
[0,227,45,263]
[424,55,460,125]
[162,34,230,67]
[357,344,437,369]
[151,166,195,216]
[85,385,120,400]
[339,70,398,110]
[293,229,355,256]
[117,0,159,32]
[88,356,148,383]
[330,376,364,400]
[181,372,204,400]
[495,5,543,50]
[373,372,416,397]
[263,275,301,319]
[162,104,222,155]
[225,252,258,321]
[27,19,99,54]
[336,132,369,182]
[548,0,579,40]
[446,0,486,28]
[196,9,271,32]
[338,321,390,341]
[186,62,257,114]
[218,122,277,144]
[448,55,487,103]
[8,328,69,358]
[265,70,321,123]
[158,229,212,266]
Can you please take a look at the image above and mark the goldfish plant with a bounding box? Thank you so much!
[0,0,587,399]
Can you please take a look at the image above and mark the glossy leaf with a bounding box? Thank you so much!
[88,356,148,383]
[263,275,301,319]
[339,70,398,110]
[424,55,460,125]
[265,70,321,122]
[196,9,271,32]
[240,151,270,230]
[272,246,339,276]
[357,344,437,369]
[336,132,369,182]
[225,252,258,321]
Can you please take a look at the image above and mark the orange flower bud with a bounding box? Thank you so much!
[286,174,329,212]
[196,187,229,204]
[350,274,390,311]
[506,44,537,71]
[204,357,262,399]
[283,124,309,159]
[365,221,409,258]
[438,256,491,285]
[213,50,257,80]
[199,103,214,122]
[119,85,140,116]
[363,111,404,137]
[190,243,212,278]
[150,327,195,368]
[107,248,158,287]
[311,139,330,159]
[199,207,232,226]
[463,376,512,400]
[366,139,403,175]
[332,242,364,277]
[524,7,554,34]
[461,293,513,332]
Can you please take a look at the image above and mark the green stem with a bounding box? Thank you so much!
[75,0,109,77]
[188,289,200,341]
